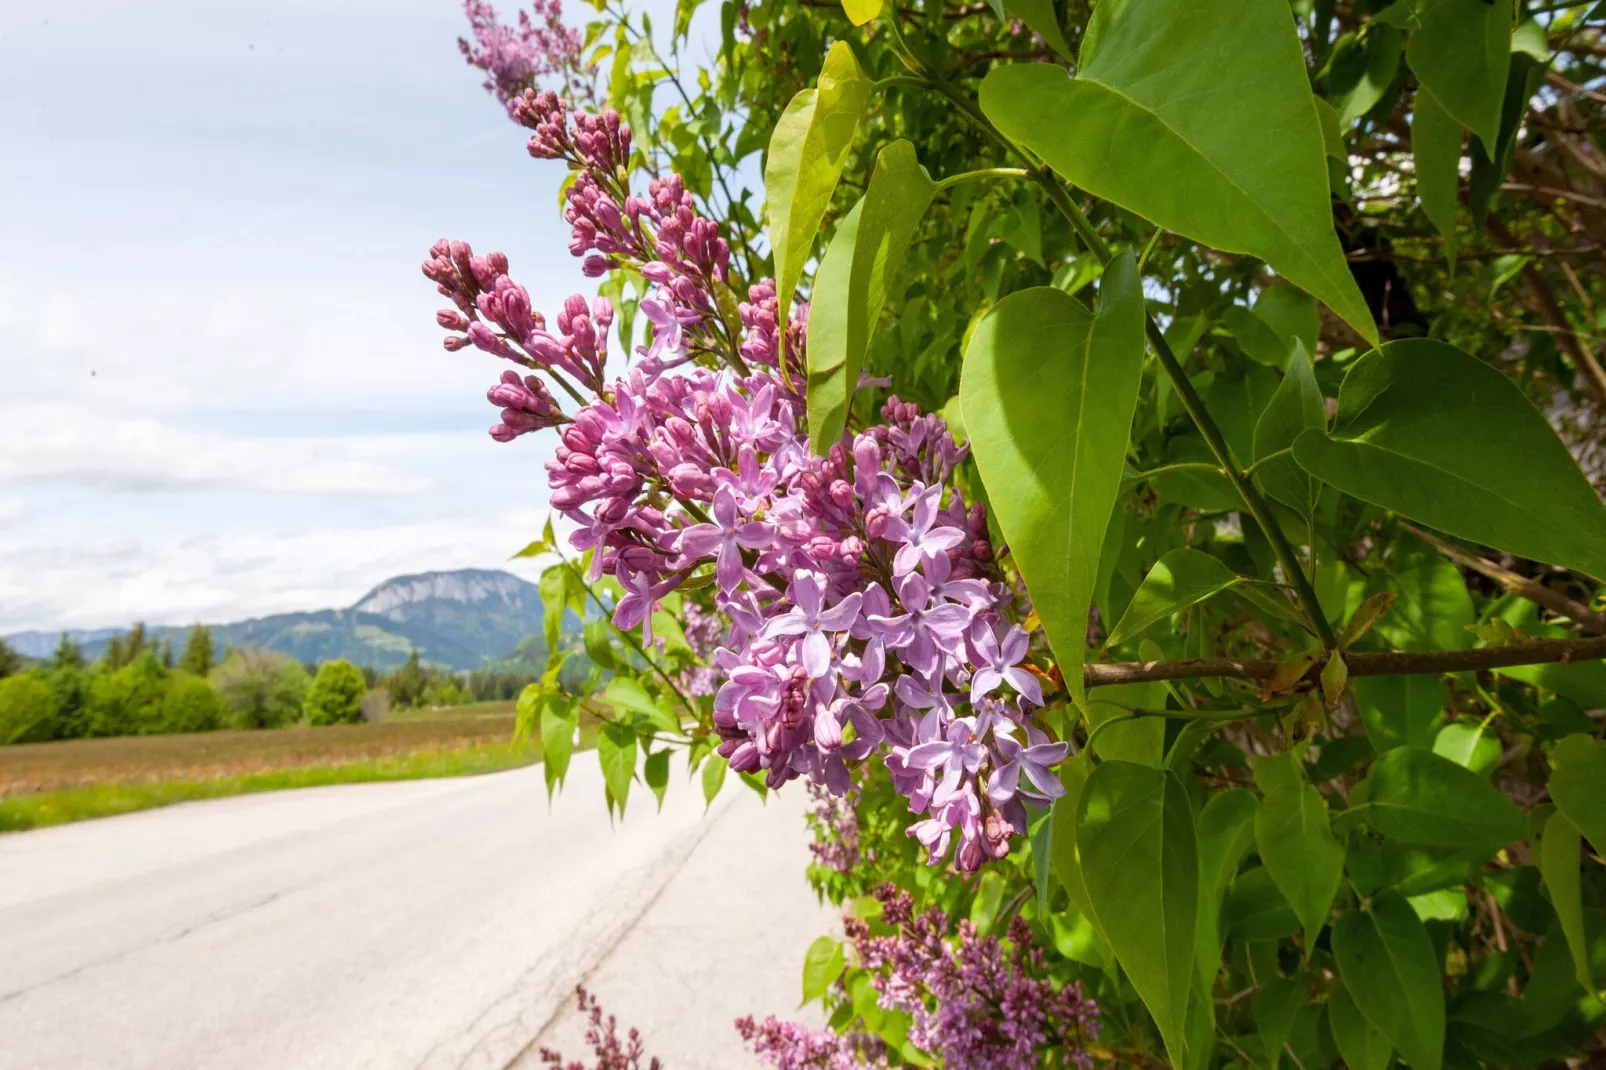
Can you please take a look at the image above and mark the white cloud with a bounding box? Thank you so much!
[0,510,553,633]
[0,404,436,495]
[0,499,23,528]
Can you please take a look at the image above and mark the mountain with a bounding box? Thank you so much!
[5,569,558,672]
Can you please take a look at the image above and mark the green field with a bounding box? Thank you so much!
[0,701,579,833]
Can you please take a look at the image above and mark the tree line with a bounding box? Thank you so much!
[0,626,539,745]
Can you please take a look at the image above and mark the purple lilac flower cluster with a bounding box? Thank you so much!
[425,96,1070,871]
[805,780,864,876]
[734,1016,889,1070]
[848,886,1102,1069]
[538,987,662,1070]
[675,601,724,697]
[459,0,592,116]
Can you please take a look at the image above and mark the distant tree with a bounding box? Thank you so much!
[386,650,429,709]
[101,623,150,672]
[156,672,224,734]
[0,639,22,679]
[51,633,84,670]
[303,660,367,726]
[178,625,215,677]
[47,664,92,739]
[0,672,53,744]
[159,639,174,669]
[211,649,309,730]
[87,651,168,736]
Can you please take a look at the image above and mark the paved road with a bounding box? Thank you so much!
[0,762,834,1070]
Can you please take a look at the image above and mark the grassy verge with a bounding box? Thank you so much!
[0,740,544,833]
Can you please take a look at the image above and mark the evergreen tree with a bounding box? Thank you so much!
[178,625,214,677]
[51,633,84,670]
[159,639,174,669]
[0,639,22,679]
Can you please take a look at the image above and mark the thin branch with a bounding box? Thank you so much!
[1082,635,1606,689]
[1400,523,1606,635]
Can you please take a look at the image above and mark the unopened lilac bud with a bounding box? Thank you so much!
[839,536,864,563]
[640,262,672,284]
[973,539,994,562]
[866,508,889,540]
[437,309,469,331]
[984,812,1012,859]
[807,536,836,561]
[828,480,854,509]
[442,334,471,352]
[814,706,843,751]
[489,423,519,442]
[583,255,613,277]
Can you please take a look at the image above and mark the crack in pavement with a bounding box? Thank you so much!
[0,889,289,1005]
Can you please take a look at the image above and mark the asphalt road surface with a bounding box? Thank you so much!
[0,761,833,1070]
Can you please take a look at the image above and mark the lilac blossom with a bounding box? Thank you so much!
[425,92,1071,873]
[460,0,592,116]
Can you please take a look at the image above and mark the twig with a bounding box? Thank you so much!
[1082,635,1606,688]
[1400,523,1606,635]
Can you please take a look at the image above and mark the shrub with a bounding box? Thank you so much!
[156,672,224,734]
[46,665,92,740]
[211,649,309,730]
[303,659,367,726]
[0,673,54,745]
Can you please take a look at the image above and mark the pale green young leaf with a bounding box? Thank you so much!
[1085,680,1166,766]
[1408,0,1513,148]
[1332,892,1446,1070]
[1254,753,1345,953]
[701,751,728,808]
[1356,745,1526,849]
[1327,974,1395,1070]
[1003,0,1072,59]
[764,42,869,344]
[1292,340,1606,581]
[840,0,883,26]
[801,935,845,1005]
[1106,549,1240,648]
[977,0,1378,343]
[1413,90,1464,271]
[1222,304,1291,369]
[1432,720,1500,776]
[807,140,936,451]
[1253,341,1325,512]
[540,567,569,650]
[1049,749,1099,926]
[1548,733,1606,857]
[644,748,670,811]
[961,252,1145,709]
[604,676,677,735]
[1254,283,1320,356]
[1539,810,1596,993]
[1326,25,1405,124]
[539,699,576,801]
[1377,539,1475,653]
[1077,761,1199,1067]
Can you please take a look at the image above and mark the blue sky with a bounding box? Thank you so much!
[1,0,704,634]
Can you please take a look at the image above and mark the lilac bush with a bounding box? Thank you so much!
[424,88,1068,872]
[538,987,662,1070]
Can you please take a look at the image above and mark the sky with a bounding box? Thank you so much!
[0,0,703,635]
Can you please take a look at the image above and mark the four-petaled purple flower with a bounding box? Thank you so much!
[677,484,772,591]
[885,485,965,575]
[763,571,864,678]
[968,621,1045,706]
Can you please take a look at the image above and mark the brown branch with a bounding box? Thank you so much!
[1485,215,1606,412]
[1082,635,1606,689]
[1400,523,1606,636]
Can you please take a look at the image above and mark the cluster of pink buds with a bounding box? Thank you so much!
[459,0,592,117]
[428,90,1075,873]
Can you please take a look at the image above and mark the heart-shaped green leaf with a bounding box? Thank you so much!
[1413,90,1464,271]
[1252,341,1325,512]
[962,251,1145,709]
[1077,761,1199,1067]
[764,42,869,344]
[1539,810,1596,994]
[1354,745,1526,850]
[1549,733,1606,857]
[978,0,1377,343]
[1106,548,1240,648]
[1293,339,1606,581]
[1408,0,1513,148]
[1254,753,1344,954]
[1333,892,1446,1070]
[1327,974,1395,1070]
[807,140,935,452]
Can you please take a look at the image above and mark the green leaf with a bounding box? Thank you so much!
[1376,539,1475,653]
[540,566,570,651]
[807,140,936,451]
[1540,810,1596,994]
[1196,788,1259,978]
[1328,974,1394,1070]
[583,618,617,671]
[604,676,679,735]
[1327,25,1404,124]
[840,0,883,26]
[1313,97,1346,160]
[1106,549,1240,648]
[1291,340,1606,581]
[1030,807,1054,919]
[1224,866,1301,942]
[1003,0,1073,59]
[1432,719,1500,776]
[1224,305,1292,369]
[701,751,728,807]
[644,748,670,811]
[1356,745,1526,850]
[1354,673,1445,752]
[597,720,637,813]
[1253,974,1304,1070]
[1413,89,1463,271]
[1050,750,1098,924]
[801,934,845,1005]
[1254,283,1320,356]
[1254,753,1345,953]
[962,252,1146,709]
[1253,341,1325,512]
[1333,892,1446,1070]
[978,0,1377,343]
[1549,733,1606,857]
[539,698,576,801]
[764,42,869,344]
[1086,680,1166,766]
[1077,761,1199,1067]
[1407,0,1512,148]
[1468,53,1545,226]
